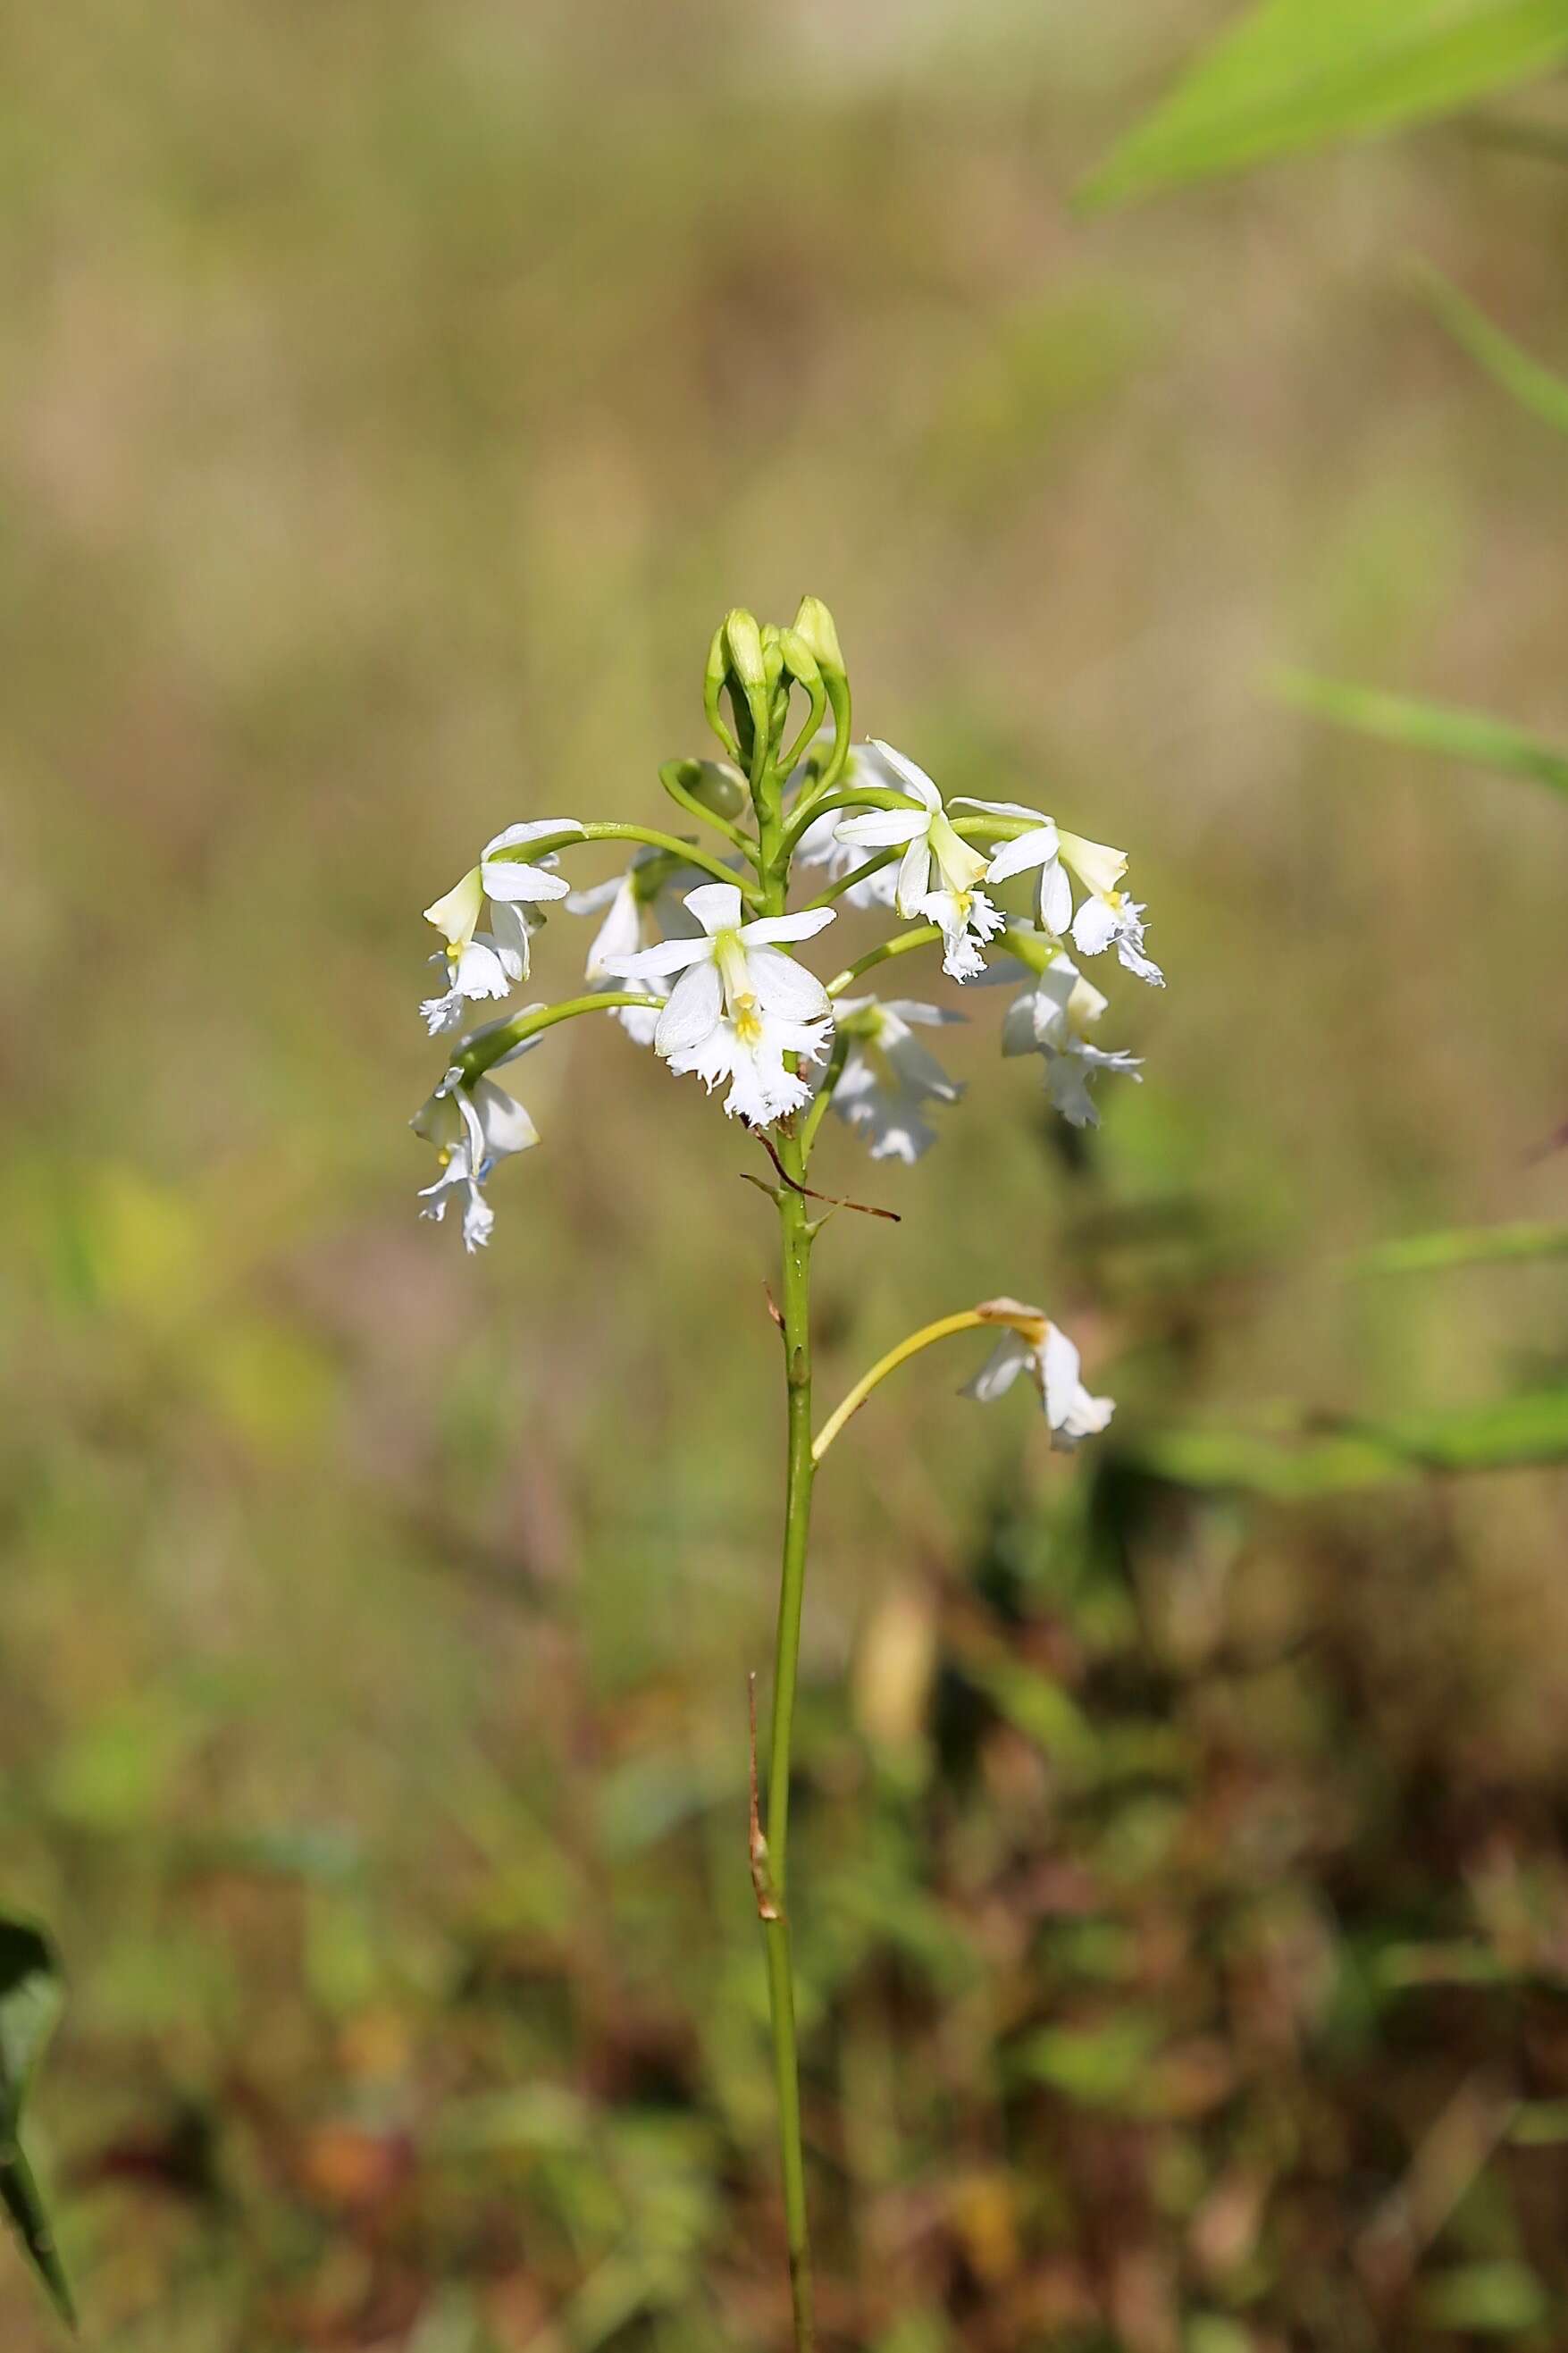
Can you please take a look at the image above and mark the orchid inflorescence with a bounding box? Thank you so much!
[407,597,1157,2341]
[411,598,1160,1268]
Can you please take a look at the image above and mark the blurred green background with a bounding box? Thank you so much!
[7,2,1568,2346]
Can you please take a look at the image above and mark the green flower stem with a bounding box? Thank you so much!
[490,821,761,904]
[811,1309,991,1465]
[656,761,760,866]
[451,993,660,1083]
[799,848,899,911]
[759,745,818,2350]
[765,1128,818,2351]
[797,1030,851,1168]
[778,676,829,783]
[825,925,941,999]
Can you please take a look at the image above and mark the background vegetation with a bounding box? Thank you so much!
[6,2,1568,2345]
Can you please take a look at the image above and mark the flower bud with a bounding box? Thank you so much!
[678,757,749,820]
[776,627,822,693]
[759,622,785,697]
[723,608,767,693]
[792,595,845,680]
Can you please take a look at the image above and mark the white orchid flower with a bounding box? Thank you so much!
[833,743,1004,981]
[961,1298,1114,1450]
[826,997,964,1164]
[566,853,705,1046]
[957,797,1072,934]
[421,820,584,1031]
[603,881,836,1127]
[791,743,906,911]
[1052,828,1161,985]
[958,801,1162,987]
[1000,951,1142,1130]
[412,1040,541,1253]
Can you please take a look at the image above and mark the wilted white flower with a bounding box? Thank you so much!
[834,744,1004,980]
[605,881,835,1126]
[961,1298,1113,1450]
[412,1042,541,1252]
[1001,951,1141,1129]
[827,997,964,1163]
[421,820,583,1031]
[566,853,705,1046]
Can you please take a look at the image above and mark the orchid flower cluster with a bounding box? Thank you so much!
[408,599,1159,2343]
[411,601,1160,1279]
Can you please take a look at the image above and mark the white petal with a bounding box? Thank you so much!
[835,810,928,848]
[453,939,514,1000]
[482,859,571,904]
[604,934,714,980]
[985,825,1061,885]
[655,956,723,1054]
[682,881,745,936]
[882,999,967,1028]
[745,945,832,1022]
[584,877,641,978]
[460,1183,495,1253]
[740,907,836,946]
[1058,832,1127,896]
[483,819,583,857]
[1070,897,1119,957]
[960,1332,1032,1404]
[895,837,933,920]
[473,1079,540,1159]
[1039,1324,1085,1430]
[1039,859,1074,937]
[868,741,941,811]
[423,867,484,945]
[951,797,1049,822]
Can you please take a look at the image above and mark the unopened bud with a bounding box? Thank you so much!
[777,628,822,692]
[792,595,844,679]
[683,758,748,819]
[723,608,766,692]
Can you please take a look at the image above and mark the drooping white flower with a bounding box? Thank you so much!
[826,997,964,1163]
[961,1298,1114,1450]
[1000,951,1142,1130]
[834,744,1004,981]
[791,743,906,911]
[421,820,583,1031]
[566,853,705,1046]
[603,881,835,1127]
[960,801,1162,987]
[412,1040,541,1253]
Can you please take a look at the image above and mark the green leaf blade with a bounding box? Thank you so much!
[1416,260,1568,433]
[0,1920,73,2327]
[1276,669,1568,797]
[1082,0,1568,211]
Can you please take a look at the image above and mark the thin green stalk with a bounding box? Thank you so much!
[489,819,760,903]
[657,760,760,866]
[453,992,659,1083]
[765,1147,817,2349]
[758,752,817,2349]
[825,925,941,998]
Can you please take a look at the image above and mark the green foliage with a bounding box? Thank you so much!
[1354,1220,1568,1274]
[1416,2261,1551,2332]
[1277,668,1568,795]
[1416,260,1568,433]
[1140,1387,1568,1494]
[0,1923,71,2328]
[1082,0,1568,206]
